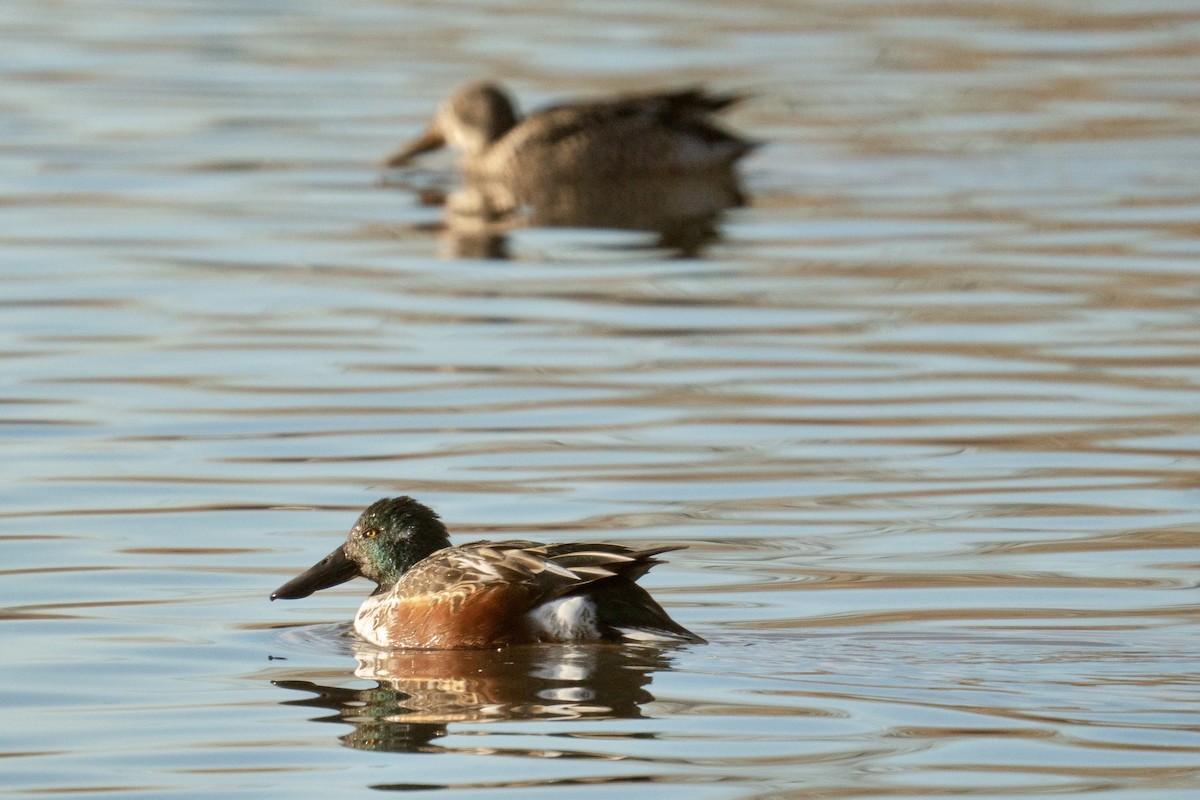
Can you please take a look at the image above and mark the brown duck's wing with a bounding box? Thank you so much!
[538,88,747,125]
[493,89,755,177]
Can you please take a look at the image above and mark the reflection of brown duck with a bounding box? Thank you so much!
[384,82,757,257]
[273,644,673,753]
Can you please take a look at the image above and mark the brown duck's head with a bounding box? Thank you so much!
[383,82,520,166]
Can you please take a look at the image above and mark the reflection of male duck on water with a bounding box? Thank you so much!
[273,644,676,753]
[382,82,758,255]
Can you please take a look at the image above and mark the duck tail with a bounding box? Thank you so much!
[584,577,706,644]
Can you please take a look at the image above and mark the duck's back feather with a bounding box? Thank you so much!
[479,89,755,180]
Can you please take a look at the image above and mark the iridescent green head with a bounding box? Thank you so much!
[271,496,451,600]
[343,497,450,585]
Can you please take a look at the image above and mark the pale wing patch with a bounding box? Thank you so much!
[527,556,577,580]
[454,546,578,582]
[552,550,635,567]
[459,549,506,579]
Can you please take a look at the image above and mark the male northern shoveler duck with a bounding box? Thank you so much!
[382,81,755,180]
[271,496,704,649]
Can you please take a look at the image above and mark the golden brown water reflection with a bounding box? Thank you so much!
[273,643,670,752]
[2,0,1200,797]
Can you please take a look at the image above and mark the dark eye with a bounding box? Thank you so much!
[363,527,379,539]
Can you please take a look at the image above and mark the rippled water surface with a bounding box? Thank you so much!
[4,1,1200,797]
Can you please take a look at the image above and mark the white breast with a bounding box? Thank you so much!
[354,595,394,648]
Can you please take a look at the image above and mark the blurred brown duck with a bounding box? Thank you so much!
[383,81,756,181]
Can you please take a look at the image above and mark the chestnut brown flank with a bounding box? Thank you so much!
[387,583,540,648]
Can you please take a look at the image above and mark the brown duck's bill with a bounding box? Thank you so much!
[270,546,360,601]
[382,126,446,167]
